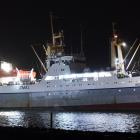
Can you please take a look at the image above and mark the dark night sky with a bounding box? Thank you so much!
[0,1,140,73]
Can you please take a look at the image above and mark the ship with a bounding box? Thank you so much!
[1,19,140,110]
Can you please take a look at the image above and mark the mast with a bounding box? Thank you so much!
[111,23,125,74]
[111,23,118,69]
[46,13,65,69]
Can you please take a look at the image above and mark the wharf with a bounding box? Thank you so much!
[0,127,140,139]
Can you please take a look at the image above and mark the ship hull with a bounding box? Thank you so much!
[62,103,140,111]
[0,86,140,110]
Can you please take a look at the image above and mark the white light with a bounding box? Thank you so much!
[0,77,15,84]
[45,72,111,81]
[45,76,55,80]
[122,42,126,47]
[1,62,12,73]
[114,35,118,38]
[115,58,119,65]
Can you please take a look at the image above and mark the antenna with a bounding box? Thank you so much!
[70,46,73,55]
[112,22,116,36]
[80,24,85,57]
[50,12,54,45]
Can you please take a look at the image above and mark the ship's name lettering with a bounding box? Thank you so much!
[19,85,29,89]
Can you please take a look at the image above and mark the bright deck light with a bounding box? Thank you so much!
[114,35,118,38]
[1,62,12,73]
[115,58,119,65]
[122,42,126,47]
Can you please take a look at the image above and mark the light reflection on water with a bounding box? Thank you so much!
[0,110,140,132]
[54,112,140,132]
[0,111,25,127]
[0,111,50,128]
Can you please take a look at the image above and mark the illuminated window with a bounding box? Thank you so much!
[45,72,111,81]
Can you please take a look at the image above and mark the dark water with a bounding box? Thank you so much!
[0,110,140,133]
